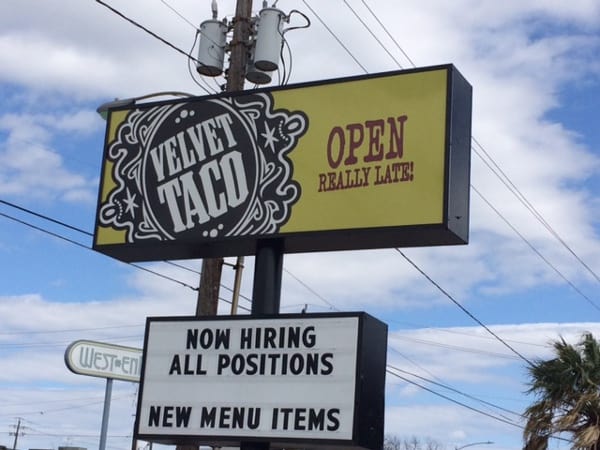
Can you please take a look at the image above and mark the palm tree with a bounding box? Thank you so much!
[523,332,600,450]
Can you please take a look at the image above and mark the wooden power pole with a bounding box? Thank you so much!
[196,0,253,318]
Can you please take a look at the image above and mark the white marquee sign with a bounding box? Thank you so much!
[135,313,387,450]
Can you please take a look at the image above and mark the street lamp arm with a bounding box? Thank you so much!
[455,441,494,450]
[96,91,195,119]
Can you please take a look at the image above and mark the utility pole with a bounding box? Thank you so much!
[227,0,253,92]
[10,418,21,450]
[192,3,254,450]
[196,0,252,318]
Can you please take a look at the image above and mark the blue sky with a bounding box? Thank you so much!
[1,1,600,450]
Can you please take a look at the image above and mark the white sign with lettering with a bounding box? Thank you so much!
[137,316,360,441]
[65,340,142,382]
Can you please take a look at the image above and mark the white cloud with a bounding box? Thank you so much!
[0,110,101,202]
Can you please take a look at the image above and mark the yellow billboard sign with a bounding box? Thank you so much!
[93,65,472,262]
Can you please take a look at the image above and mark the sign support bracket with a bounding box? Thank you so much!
[251,239,284,316]
[241,239,284,450]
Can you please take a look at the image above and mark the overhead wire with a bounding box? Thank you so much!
[283,268,340,311]
[0,208,198,292]
[94,0,213,95]
[471,137,600,286]
[396,248,535,367]
[280,10,311,85]
[281,266,529,423]
[95,0,200,64]
[388,362,523,419]
[157,0,199,31]
[0,206,250,311]
[164,260,253,304]
[0,393,135,418]
[0,323,142,336]
[0,335,143,349]
[301,0,368,73]
[0,199,92,236]
[471,186,600,312]
[341,0,405,69]
[386,366,524,430]
[390,334,521,361]
[359,0,416,67]
[0,199,252,311]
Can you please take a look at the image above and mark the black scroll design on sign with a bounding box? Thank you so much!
[229,93,308,236]
[99,105,176,242]
[98,93,308,243]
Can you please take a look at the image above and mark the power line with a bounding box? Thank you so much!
[0,335,142,349]
[95,0,198,62]
[0,393,135,418]
[0,210,198,292]
[283,268,340,311]
[386,366,524,429]
[395,248,535,367]
[94,0,212,96]
[0,199,254,310]
[0,203,531,425]
[301,0,368,73]
[472,185,600,312]
[390,334,521,361]
[471,138,600,286]
[341,0,405,69]
[0,199,92,236]
[157,0,199,31]
[0,323,142,336]
[359,0,416,67]
[165,260,253,303]
[387,362,523,418]
[385,318,548,348]
[0,204,254,308]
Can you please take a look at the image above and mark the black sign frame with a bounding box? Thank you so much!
[93,64,472,262]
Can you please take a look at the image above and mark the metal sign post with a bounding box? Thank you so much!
[64,340,142,450]
[99,378,113,450]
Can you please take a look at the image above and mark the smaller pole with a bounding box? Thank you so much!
[11,418,21,450]
[99,378,113,450]
[230,256,245,314]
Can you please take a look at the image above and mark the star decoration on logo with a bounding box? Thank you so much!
[123,187,139,218]
[260,121,279,152]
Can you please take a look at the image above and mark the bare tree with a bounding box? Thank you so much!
[384,435,445,450]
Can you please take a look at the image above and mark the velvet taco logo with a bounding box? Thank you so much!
[98,93,308,243]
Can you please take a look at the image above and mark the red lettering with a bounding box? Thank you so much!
[326,126,345,169]
[344,123,364,165]
[324,115,408,169]
[364,119,385,162]
[385,115,408,159]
